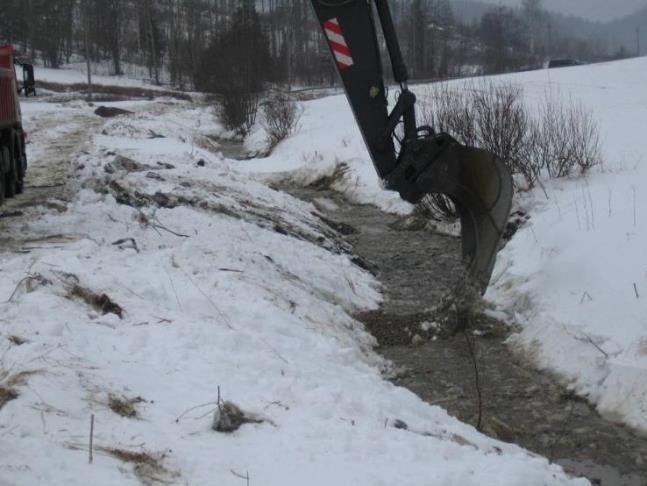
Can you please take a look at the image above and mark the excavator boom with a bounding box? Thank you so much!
[310,0,513,293]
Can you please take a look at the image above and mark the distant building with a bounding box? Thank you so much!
[547,59,582,69]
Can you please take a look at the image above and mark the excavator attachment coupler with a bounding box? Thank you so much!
[386,133,513,293]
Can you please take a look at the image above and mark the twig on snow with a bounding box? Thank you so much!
[462,328,483,431]
[111,238,140,253]
[177,266,234,330]
[6,273,51,303]
[7,277,30,303]
[89,414,95,464]
[152,221,190,238]
[164,268,183,312]
[579,291,593,304]
[230,470,250,486]
[581,334,609,359]
[147,212,190,238]
[633,186,637,228]
[175,400,221,423]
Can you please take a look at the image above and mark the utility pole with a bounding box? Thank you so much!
[547,21,552,57]
[83,0,93,102]
[637,28,641,57]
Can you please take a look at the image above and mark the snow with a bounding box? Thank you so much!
[480,58,647,432]
[242,95,413,215]
[244,56,647,434]
[0,98,583,484]
[32,61,175,91]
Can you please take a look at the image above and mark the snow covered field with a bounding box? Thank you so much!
[0,94,583,483]
[248,57,647,433]
[35,63,169,90]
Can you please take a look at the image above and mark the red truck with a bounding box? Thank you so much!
[0,44,26,205]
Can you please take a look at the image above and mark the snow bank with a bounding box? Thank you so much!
[0,99,583,485]
[481,58,647,432]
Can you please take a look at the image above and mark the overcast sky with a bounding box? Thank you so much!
[476,0,647,22]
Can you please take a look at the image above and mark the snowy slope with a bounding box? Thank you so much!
[0,98,583,485]
[483,58,647,432]
[242,94,413,215]
[246,56,647,433]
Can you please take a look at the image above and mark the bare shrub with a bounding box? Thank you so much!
[533,94,602,177]
[516,118,544,189]
[261,93,303,149]
[421,83,478,147]
[422,81,535,192]
[420,81,603,219]
[471,82,528,176]
[218,86,260,137]
[570,104,602,173]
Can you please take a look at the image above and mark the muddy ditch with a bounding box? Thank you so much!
[286,184,647,486]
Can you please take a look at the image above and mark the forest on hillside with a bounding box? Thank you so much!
[0,0,623,91]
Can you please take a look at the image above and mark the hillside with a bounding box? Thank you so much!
[452,0,646,58]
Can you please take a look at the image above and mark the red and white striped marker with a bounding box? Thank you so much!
[323,18,354,70]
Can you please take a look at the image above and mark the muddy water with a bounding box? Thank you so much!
[288,185,647,486]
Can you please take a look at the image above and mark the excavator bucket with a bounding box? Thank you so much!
[416,139,514,293]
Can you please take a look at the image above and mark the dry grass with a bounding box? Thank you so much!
[100,447,178,485]
[421,81,602,197]
[8,335,27,346]
[212,401,264,433]
[103,447,159,466]
[0,369,39,388]
[307,163,350,191]
[0,387,18,410]
[108,394,145,418]
[0,370,39,410]
[261,93,303,150]
[67,284,124,319]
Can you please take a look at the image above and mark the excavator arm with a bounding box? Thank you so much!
[310,0,513,293]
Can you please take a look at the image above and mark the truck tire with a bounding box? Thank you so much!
[2,146,15,198]
[0,149,5,206]
[13,133,24,195]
